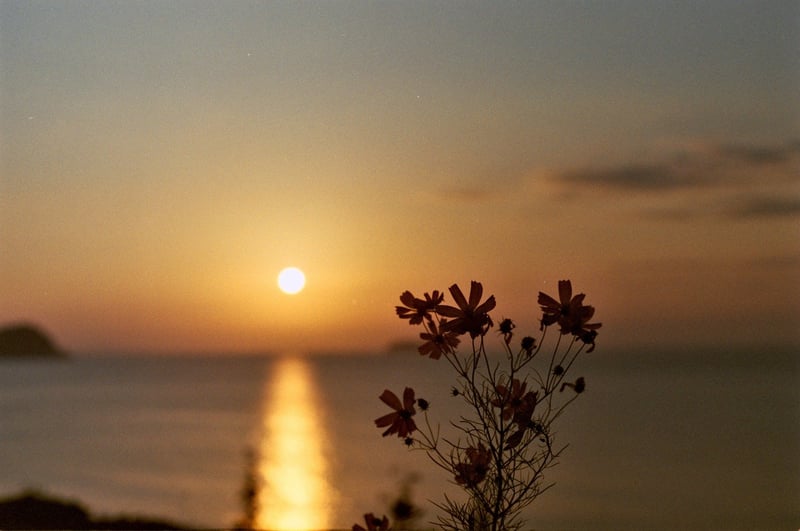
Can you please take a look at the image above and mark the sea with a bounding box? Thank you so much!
[0,347,798,531]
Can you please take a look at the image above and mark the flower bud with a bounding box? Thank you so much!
[521,336,536,354]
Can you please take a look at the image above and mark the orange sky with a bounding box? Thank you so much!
[1,2,798,355]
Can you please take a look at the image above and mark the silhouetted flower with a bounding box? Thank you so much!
[553,365,564,376]
[538,280,602,341]
[353,513,391,531]
[491,378,529,421]
[454,443,491,488]
[391,498,415,521]
[512,391,538,425]
[579,329,599,352]
[396,290,444,325]
[504,426,525,450]
[538,280,582,330]
[505,391,539,450]
[375,388,418,438]
[417,398,430,411]
[418,319,460,359]
[438,281,496,338]
[560,377,586,394]
[569,314,602,352]
[498,318,515,345]
[521,335,536,354]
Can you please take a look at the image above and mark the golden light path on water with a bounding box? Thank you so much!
[257,356,334,530]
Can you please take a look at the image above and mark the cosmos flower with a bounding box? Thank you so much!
[513,391,538,426]
[454,443,492,488]
[395,290,444,325]
[498,318,515,345]
[569,311,602,352]
[491,378,529,421]
[579,329,600,352]
[375,387,418,438]
[352,513,391,531]
[538,280,582,330]
[538,280,601,342]
[560,377,586,394]
[505,391,539,450]
[418,319,460,359]
[520,335,536,355]
[437,281,496,338]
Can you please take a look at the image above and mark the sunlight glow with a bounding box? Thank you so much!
[277,267,306,295]
[257,357,333,530]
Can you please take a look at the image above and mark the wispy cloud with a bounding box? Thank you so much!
[713,142,800,166]
[554,140,799,193]
[560,163,692,190]
[546,139,800,220]
[427,140,800,216]
[725,195,800,219]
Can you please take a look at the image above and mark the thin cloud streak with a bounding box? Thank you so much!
[556,140,798,189]
[542,139,800,220]
[713,142,800,166]
[561,164,690,191]
[434,139,800,218]
[725,195,800,220]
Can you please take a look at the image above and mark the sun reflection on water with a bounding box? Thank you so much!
[256,356,334,530]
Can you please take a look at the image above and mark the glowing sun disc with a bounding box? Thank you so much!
[277,267,306,294]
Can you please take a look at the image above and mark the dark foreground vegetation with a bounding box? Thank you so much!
[0,490,186,530]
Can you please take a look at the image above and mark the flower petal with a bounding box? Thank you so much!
[402,387,416,410]
[467,281,483,308]
[475,294,496,314]
[558,280,572,304]
[448,283,469,311]
[436,304,462,318]
[379,389,402,411]
[374,412,398,428]
[399,291,416,307]
[538,292,559,308]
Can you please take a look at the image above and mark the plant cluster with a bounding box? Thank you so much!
[354,280,601,531]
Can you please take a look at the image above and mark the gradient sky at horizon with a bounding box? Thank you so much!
[1,1,798,354]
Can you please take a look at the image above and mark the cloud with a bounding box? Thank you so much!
[560,163,692,190]
[426,140,800,218]
[725,195,800,219]
[713,142,800,166]
[542,139,800,221]
[553,140,800,193]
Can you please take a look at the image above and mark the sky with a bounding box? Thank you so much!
[1,0,798,355]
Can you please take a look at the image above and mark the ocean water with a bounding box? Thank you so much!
[0,349,797,530]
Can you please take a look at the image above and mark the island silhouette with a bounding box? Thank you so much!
[0,323,66,358]
[0,490,186,530]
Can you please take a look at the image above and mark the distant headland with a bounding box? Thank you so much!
[0,323,67,358]
[0,489,185,530]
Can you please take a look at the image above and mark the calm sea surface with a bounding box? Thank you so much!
[0,349,797,530]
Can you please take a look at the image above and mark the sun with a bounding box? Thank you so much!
[277,267,306,295]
